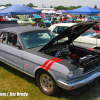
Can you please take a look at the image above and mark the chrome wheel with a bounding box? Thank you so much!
[36,70,60,95]
[40,74,53,92]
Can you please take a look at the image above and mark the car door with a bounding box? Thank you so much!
[79,36,99,48]
[0,32,23,70]
[74,28,99,48]
[74,36,81,46]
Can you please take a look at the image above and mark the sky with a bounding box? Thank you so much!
[1,0,100,8]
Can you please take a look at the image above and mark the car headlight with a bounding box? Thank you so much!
[68,71,73,78]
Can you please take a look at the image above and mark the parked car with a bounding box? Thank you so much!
[0,21,100,96]
[23,18,36,26]
[18,15,45,27]
[24,18,45,27]
[48,23,100,50]
[6,18,27,26]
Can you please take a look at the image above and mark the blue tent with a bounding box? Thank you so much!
[62,6,100,14]
[0,4,41,16]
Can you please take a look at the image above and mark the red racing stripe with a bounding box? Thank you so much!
[45,61,55,71]
[45,59,62,71]
[41,57,58,69]
[54,59,62,62]
[41,58,62,71]
[40,60,51,69]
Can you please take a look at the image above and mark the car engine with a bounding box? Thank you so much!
[55,48,97,67]
[44,44,100,73]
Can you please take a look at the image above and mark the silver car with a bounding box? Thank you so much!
[0,21,100,96]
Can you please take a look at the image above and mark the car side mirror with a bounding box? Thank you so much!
[15,44,22,49]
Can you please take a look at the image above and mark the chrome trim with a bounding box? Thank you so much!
[57,71,100,87]
[0,56,22,68]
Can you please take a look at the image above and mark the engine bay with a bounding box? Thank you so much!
[44,45,100,71]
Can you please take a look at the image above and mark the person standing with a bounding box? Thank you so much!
[83,16,88,22]
[79,14,82,22]
[51,15,54,25]
[59,16,62,23]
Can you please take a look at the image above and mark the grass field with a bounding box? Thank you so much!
[0,63,100,100]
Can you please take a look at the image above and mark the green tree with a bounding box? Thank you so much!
[68,6,76,10]
[66,7,69,10]
[94,5,97,9]
[0,4,5,6]
[23,4,26,6]
[54,5,66,10]
[5,3,12,7]
[76,5,82,8]
[50,5,53,8]
[27,3,34,7]
[26,3,37,7]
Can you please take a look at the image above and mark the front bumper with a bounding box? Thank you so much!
[57,71,100,90]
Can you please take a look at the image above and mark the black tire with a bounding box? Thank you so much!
[36,70,60,96]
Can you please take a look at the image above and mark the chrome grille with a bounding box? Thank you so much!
[82,58,100,73]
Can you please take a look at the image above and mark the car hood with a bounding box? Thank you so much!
[39,21,99,52]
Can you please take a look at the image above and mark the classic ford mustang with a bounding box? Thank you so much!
[0,21,100,96]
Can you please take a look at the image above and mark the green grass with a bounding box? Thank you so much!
[0,63,100,100]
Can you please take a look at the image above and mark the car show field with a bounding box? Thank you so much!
[1,3,100,99]
[0,20,100,97]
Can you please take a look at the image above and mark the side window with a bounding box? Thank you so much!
[0,33,3,42]
[8,33,17,46]
[58,26,68,34]
[53,27,58,33]
[2,32,8,44]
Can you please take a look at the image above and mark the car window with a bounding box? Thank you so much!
[53,26,68,34]
[24,19,29,21]
[2,32,8,44]
[8,33,17,46]
[0,33,3,42]
[53,27,58,33]
[58,26,68,34]
[31,19,34,21]
[81,28,96,36]
[21,30,56,49]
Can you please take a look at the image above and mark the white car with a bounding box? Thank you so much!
[6,18,27,26]
[48,23,100,50]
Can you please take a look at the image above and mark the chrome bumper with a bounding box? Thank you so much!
[57,72,100,90]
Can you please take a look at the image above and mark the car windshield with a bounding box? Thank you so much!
[31,19,34,21]
[81,28,96,36]
[21,30,56,49]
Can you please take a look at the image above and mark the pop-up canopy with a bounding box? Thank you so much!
[0,4,41,16]
[62,6,100,14]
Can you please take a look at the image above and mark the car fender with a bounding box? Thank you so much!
[33,66,58,82]
[33,62,70,83]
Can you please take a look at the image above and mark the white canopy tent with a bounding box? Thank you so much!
[0,6,6,10]
[42,10,57,14]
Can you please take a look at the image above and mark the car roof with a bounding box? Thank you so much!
[48,23,77,30]
[0,26,49,34]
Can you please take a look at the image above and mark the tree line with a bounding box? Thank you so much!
[0,3,98,10]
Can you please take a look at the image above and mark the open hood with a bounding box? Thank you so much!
[39,21,99,52]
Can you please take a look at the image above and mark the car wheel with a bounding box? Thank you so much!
[36,70,60,96]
